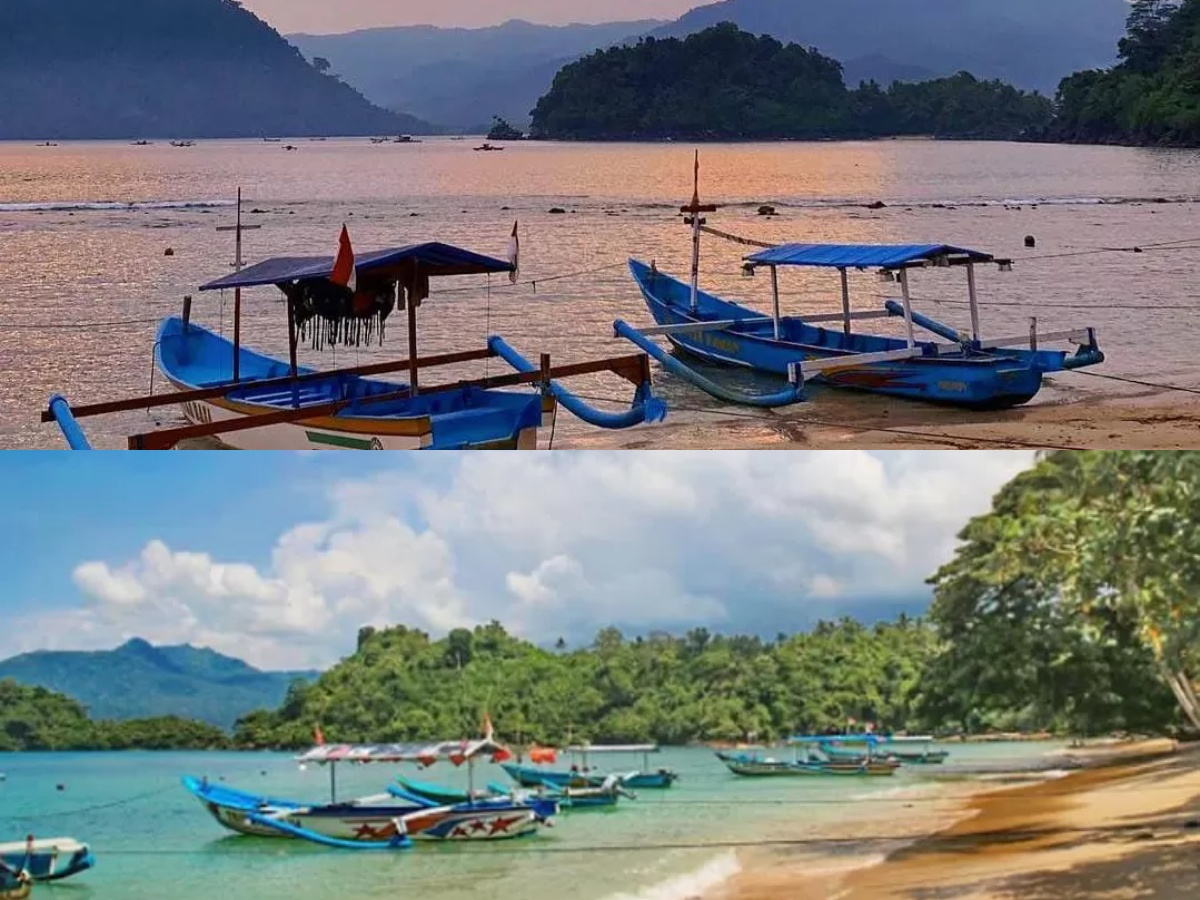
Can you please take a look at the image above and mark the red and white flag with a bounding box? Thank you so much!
[331,224,356,292]
[506,221,519,284]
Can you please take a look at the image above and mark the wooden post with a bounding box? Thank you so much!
[899,269,916,349]
[540,352,552,393]
[770,265,781,340]
[1029,316,1038,351]
[839,267,851,336]
[214,189,259,381]
[182,295,192,331]
[966,262,981,343]
[286,293,300,407]
[407,266,420,396]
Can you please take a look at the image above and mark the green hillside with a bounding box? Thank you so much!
[0,639,317,729]
[0,679,228,751]
[0,0,430,139]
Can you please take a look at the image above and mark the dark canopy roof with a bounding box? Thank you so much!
[199,241,514,292]
[745,243,995,270]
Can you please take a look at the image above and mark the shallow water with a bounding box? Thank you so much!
[2,138,1199,448]
[0,743,1062,900]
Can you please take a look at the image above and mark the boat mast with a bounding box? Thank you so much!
[769,266,781,339]
[839,267,851,336]
[215,188,260,383]
[966,262,981,342]
[898,268,916,349]
[407,264,420,396]
[682,151,718,314]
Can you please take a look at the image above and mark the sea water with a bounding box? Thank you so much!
[0,743,1063,900]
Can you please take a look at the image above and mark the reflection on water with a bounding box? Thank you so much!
[2,138,1199,448]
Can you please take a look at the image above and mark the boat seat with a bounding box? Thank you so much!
[238,387,334,408]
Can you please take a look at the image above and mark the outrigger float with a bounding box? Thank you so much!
[614,155,1104,410]
[183,736,557,848]
[44,203,665,449]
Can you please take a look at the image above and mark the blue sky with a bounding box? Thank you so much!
[0,452,1034,670]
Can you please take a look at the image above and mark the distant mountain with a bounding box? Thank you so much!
[0,0,431,140]
[289,18,665,130]
[653,0,1131,93]
[0,639,318,729]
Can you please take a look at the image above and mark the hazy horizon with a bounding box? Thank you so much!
[242,0,700,33]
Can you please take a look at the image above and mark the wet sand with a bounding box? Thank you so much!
[569,389,1200,450]
[720,739,1200,900]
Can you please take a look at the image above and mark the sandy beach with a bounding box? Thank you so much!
[720,739,1200,900]
[564,382,1200,450]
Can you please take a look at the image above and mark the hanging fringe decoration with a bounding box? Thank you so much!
[286,278,397,351]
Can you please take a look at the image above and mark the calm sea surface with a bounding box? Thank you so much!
[0,743,1063,900]
[2,138,1200,449]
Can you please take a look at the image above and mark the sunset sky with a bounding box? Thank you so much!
[243,0,701,33]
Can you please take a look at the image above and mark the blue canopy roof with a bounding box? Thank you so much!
[199,241,514,292]
[745,243,994,270]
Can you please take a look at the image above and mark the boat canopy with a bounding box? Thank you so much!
[744,243,995,270]
[296,738,512,766]
[199,241,514,292]
[564,744,660,753]
[787,733,885,745]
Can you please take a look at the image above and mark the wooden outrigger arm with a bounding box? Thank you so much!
[44,348,654,450]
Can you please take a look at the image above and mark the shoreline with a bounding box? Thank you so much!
[567,391,1200,451]
[717,738,1198,900]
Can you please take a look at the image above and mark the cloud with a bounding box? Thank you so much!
[11,452,1034,669]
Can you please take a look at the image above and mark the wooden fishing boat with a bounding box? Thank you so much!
[615,155,1105,410]
[0,838,93,883]
[810,734,949,765]
[43,209,665,449]
[724,757,897,777]
[503,743,677,790]
[183,736,556,848]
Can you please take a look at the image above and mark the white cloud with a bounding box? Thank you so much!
[9,451,1034,669]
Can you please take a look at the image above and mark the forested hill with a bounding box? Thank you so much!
[654,0,1129,94]
[530,25,1053,141]
[0,679,229,751]
[0,0,429,139]
[0,639,317,729]
[1051,0,1200,146]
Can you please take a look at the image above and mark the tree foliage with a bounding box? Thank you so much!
[1050,0,1200,145]
[529,24,1052,141]
[0,679,229,751]
[921,451,1198,735]
[233,619,941,748]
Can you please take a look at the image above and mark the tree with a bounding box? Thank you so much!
[312,56,332,74]
[1120,1,1183,72]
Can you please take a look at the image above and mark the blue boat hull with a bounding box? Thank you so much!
[501,763,603,789]
[155,318,547,449]
[628,260,1090,410]
[0,841,93,883]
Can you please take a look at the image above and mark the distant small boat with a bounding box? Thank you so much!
[263,137,282,143]
[169,140,194,148]
[474,143,504,152]
[130,140,152,146]
[393,135,421,143]
[35,142,56,147]
[0,837,93,883]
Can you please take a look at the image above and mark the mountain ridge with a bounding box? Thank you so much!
[0,639,318,729]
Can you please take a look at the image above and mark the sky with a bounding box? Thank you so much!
[242,0,700,33]
[0,451,1035,671]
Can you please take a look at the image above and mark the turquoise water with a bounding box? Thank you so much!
[0,743,1065,900]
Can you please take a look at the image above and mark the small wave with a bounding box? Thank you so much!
[600,851,741,900]
[0,199,237,212]
[635,195,1200,212]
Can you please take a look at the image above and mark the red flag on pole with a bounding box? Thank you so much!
[331,224,356,292]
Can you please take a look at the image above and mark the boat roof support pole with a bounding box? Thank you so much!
[286,293,300,406]
[233,190,243,382]
[407,267,420,396]
[770,266,781,340]
[966,262,981,343]
[839,267,851,336]
[898,269,916,349]
[330,761,338,804]
[689,206,701,314]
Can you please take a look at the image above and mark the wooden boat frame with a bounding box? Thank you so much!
[615,153,1105,408]
[43,197,665,449]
